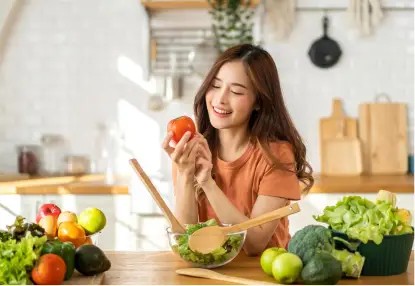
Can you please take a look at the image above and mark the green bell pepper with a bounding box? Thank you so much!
[41,239,76,280]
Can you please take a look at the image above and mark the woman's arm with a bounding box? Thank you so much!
[195,138,296,256]
[200,178,288,256]
[162,132,204,225]
[172,165,198,224]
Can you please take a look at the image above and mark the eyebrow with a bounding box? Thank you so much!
[214,77,247,89]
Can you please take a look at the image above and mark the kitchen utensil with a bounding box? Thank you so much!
[188,203,300,254]
[308,15,342,68]
[320,98,358,173]
[129,158,185,233]
[176,268,277,285]
[359,94,408,174]
[167,225,246,269]
[188,39,218,78]
[321,121,363,176]
[332,229,414,276]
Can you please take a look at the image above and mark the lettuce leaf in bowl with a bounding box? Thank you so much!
[313,195,413,244]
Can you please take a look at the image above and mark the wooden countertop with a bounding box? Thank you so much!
[103,251,414,285]
[310,174,414,193]
[0,174,129,195]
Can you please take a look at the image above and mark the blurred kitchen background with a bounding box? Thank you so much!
[0,0,413,251]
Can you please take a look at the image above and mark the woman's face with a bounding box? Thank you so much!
[205,60,256,131]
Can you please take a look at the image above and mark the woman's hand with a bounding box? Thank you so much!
[162,131,200,177]
[195,135,213,186]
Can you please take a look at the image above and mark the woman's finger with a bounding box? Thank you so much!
[187,141,199,161]
[162,132,175,155]
[171,132,193,162]
[198,139,212,160]
[198,144,211,161]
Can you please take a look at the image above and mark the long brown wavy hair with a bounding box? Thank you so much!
[193,44,314,194]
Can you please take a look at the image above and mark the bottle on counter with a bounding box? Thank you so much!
[17,145,41,176]
[91,122,119,183]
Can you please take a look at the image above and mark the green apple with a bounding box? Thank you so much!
[260,247,287,276]
[272,252,303,284]
[78,207,106,235]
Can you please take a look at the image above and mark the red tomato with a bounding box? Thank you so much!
[31,253,66,285]
[167,116,196,143]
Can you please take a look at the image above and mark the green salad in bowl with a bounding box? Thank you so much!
[167,219,246,268]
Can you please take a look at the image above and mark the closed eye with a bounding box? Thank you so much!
[212,84,220,88]
[231,91,243,95]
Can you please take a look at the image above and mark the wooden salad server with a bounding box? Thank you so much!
[129,158,185,233]
[188,203,300,254]
[176,268,277,285]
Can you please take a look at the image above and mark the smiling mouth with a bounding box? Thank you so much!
[213,106,232,115]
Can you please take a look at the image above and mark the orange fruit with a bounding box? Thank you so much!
[58,221,86,248]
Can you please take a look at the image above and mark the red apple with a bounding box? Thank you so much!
[36,203,61,223]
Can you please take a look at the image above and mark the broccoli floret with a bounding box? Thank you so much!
[288,225,365,278]
[288,225,333,264]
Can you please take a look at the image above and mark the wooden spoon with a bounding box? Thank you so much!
[188,203,300,254]
[176,268,277,285]
[129,158,185,233]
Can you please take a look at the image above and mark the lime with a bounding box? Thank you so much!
[272,252,303,284]
[260,247,287,276]
[78,207,106,235]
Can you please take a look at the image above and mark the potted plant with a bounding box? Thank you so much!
[207,0,255,53]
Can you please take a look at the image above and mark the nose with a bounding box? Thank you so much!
[212,86,229,105]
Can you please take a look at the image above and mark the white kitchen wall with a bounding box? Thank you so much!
[0,1,413,245]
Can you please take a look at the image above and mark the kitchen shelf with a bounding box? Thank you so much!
[0,174,129,194]
[310,174,414,194]
[141,0,260,11]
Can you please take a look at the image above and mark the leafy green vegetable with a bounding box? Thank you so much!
[288,225,365,278]
[0,233,47,284]
[2,216,45,242]
[171,219,244,266]
[313,196,413,244]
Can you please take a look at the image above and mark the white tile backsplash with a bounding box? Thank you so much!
[0,0,412,171]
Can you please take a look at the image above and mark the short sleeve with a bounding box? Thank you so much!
[258,143,301,200]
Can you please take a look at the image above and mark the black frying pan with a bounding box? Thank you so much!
[308,16,342,68]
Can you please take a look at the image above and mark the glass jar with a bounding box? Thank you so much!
[65,155,90,175]
[17,145,41,176]
[41,134,65,175]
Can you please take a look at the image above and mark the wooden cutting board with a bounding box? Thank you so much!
[320,98,358,174]
[63,272,105,285]
[359,97,408,174]
[321,137,363,176]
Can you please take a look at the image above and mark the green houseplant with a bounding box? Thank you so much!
[207,0,255,53]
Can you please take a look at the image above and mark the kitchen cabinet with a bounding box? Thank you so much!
[132,213,170,251]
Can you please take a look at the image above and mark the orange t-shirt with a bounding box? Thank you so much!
[197,141,301,248]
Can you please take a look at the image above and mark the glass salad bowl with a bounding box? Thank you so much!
[167,223,246,269]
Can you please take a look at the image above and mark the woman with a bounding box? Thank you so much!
[162,44,313,255]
